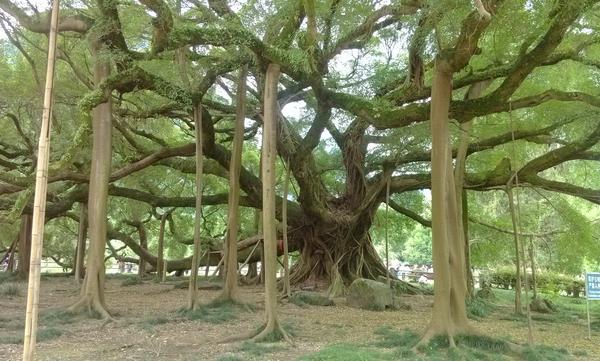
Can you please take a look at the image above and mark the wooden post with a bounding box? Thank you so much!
[22,0,60,358]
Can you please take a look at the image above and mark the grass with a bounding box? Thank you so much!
[40,309,77,325]
[289,291,334,307]
[120,277,144,286]
[215,356,244,361]
[176,299,251,324]
[373,326,419,348]
[0,282,21,297]
[0,272,19,284]
[238,340,286,356]
[299,343,394,361]
[0,327,63,345]
[521,345,570,361]
[467,297,496,319]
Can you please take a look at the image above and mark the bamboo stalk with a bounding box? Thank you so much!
[22,0,60,359]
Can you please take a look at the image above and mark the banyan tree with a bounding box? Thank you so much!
[2,0,600,321]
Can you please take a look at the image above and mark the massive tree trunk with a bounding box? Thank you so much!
[220,67,247,302]
[421,59,471,344]
[17,213,32,278]
[69,41,112,319]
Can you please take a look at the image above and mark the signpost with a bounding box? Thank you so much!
[585,272,600,340]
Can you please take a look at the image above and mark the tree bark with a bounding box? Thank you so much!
[137,223,148,278]
[156,211,168,281]
[281,159,291,298]
[74,204,87,283]
[17,213,32,279]
[252,63,289,342]
[68,40,113,319]
[454,81,490,299]
[188,104,204,310]
[421,59,471,345]
[220,67,247,302]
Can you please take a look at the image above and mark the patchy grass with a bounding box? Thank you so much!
[373,326,419,348]
[289,291,334,307]
[0,327,62,345]
[299,343,394,361]
[0,272,18,284]
[215,356,244,361]
[238,340,286,356]
[120,277,144,286]
[40,309,77,326]
[0,282,21,297]
[521,345,570,361]
[467,297,496,319]
[176,299,251,324]
[138,316,172,331]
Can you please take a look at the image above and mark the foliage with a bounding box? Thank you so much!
[487,269,585,297]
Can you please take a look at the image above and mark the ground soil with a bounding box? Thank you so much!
[1,277,598,360]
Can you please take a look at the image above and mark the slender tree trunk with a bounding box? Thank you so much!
[18,214,33,279]
[188,104,204,310]
[137,224,148,278]
[454,81,490,298]
[529,238,537,300]
[281,159,291,298]
[507,186,523,315]
[68,41,112,319]
[156,212,168,282]
[421,59,471,345]
[251,64,289,342]
[74,204,87,284]
[22,2,59,357]
[220,68,247,302]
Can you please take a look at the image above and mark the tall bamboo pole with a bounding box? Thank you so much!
[22,0,60,359]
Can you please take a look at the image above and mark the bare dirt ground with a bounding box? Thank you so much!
[1,276,599,360]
